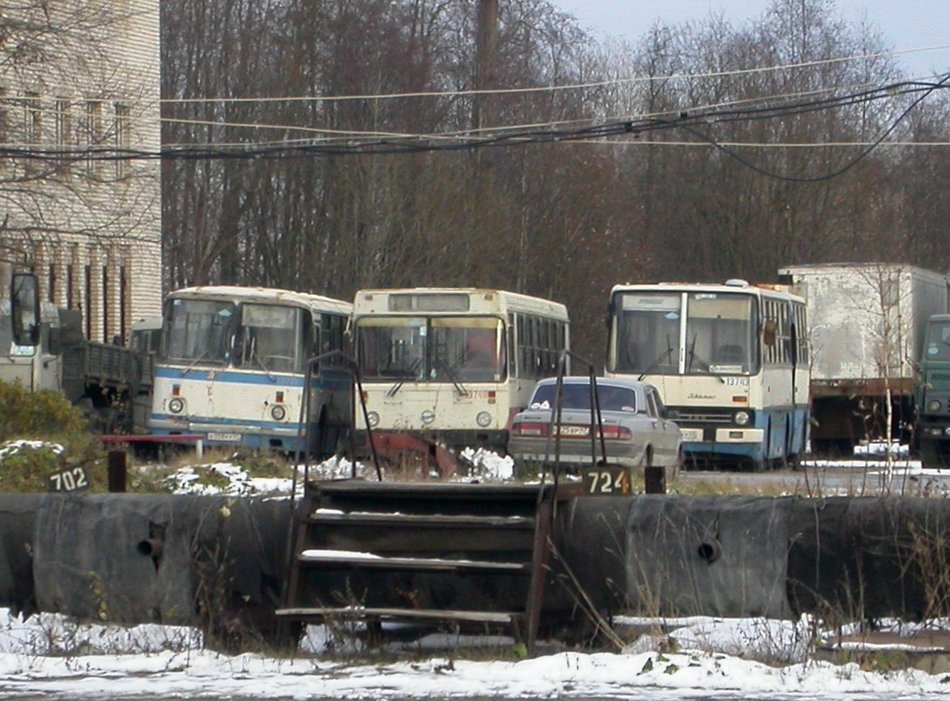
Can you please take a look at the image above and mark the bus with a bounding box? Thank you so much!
[148,286,352,454]
[129,316,162,355]
[351,288,570,456]
[605,279,809,470]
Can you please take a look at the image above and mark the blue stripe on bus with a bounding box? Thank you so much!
[153,367,353,391]
[150,414,302,432]
[154,367,306,386]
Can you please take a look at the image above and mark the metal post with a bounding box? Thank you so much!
[644,465,666,494]
[107,450,127,492]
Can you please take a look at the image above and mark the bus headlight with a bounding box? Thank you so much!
[928,399,942,413]
[476,411,493,428]
[168,397,185,414]
[270,404,287,421]
[421,410,435,424]
[734,410,750,426]
[366,411,380,428]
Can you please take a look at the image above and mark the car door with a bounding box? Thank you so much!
[646,386,679,465]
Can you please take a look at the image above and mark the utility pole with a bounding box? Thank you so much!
[473,0,498,133]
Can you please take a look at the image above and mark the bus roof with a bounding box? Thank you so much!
[609,281,805,304]
[353,287,569,319]
[168,286,352,315]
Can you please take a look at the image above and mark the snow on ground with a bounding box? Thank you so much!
[0,610,948,699]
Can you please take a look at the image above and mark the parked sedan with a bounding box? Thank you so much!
[509,376,682,482]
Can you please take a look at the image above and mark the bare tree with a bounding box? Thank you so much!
[0,0,162,340]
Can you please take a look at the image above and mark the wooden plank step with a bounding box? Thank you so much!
[274,606,522,625]
[297,549,530,573]
[308,511,536,529]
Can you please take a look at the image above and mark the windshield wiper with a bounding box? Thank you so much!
[433,356,468,397]
[387,357,422,397]
[181,349,210,377]
[638,335,675,380]
[250,351,276,383]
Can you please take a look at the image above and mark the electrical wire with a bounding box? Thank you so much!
[0,76,947,186]
[161,44,950,104]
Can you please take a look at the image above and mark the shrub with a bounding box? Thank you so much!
[0,380,106,492]
[0,381,88,439]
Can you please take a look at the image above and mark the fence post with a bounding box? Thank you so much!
[644,465,666,494]
[107,450,127,493]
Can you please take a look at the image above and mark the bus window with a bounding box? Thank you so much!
[165,298,234,364]
[613,292,681,374]
[238,303,303,373]
[685,293,755,375]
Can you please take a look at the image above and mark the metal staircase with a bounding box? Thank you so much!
[276,479,580,649]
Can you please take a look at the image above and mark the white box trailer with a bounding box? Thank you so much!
[778,263,949,452]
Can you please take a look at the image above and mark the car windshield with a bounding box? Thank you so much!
[529,383,637,412]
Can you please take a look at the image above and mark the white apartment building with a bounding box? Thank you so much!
[1,1,162,342]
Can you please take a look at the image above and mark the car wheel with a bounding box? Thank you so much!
[668,447,684,482]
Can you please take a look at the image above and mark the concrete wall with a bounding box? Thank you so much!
[0,492,943,650]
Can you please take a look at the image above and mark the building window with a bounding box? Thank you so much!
[114,102,130,179]
[66,263,74,308]
[48,263,56,304]
[0,87,8,174]
[119,263,129,342]
[84,100,102,176]
[102,264,110,342]
[23,91,41,145]
[55,97,72,173]
[85,264,92,339]
[23,91,41,175]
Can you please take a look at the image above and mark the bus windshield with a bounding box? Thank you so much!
[356,316,506,383]
[612,290,757,376]
[685,292,756,375]
[237,303,307,373]
[164,298,235,365]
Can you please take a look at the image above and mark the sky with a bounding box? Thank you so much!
[554,0,950,78]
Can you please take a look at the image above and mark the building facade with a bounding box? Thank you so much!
[1,1,162,342]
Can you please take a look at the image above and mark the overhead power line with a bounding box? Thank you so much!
[1,77,948,184]
[161,44,950,104]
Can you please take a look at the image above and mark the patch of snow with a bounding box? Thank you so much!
[0,440,64,460]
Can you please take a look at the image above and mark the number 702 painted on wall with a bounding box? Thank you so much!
[46,467,90,492]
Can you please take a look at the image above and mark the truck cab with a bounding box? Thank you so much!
[916,314,950,468]
[1,272,63,394]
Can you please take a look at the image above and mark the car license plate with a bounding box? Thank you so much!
[680,428,703,442]
[207,432,241,442]
[583,467,632,496]
[556,425,589,437]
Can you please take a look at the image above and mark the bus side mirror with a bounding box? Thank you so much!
[10,273,40,347]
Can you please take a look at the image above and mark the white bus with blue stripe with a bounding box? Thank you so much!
[148,286,351,454]
[606,280,809,470]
